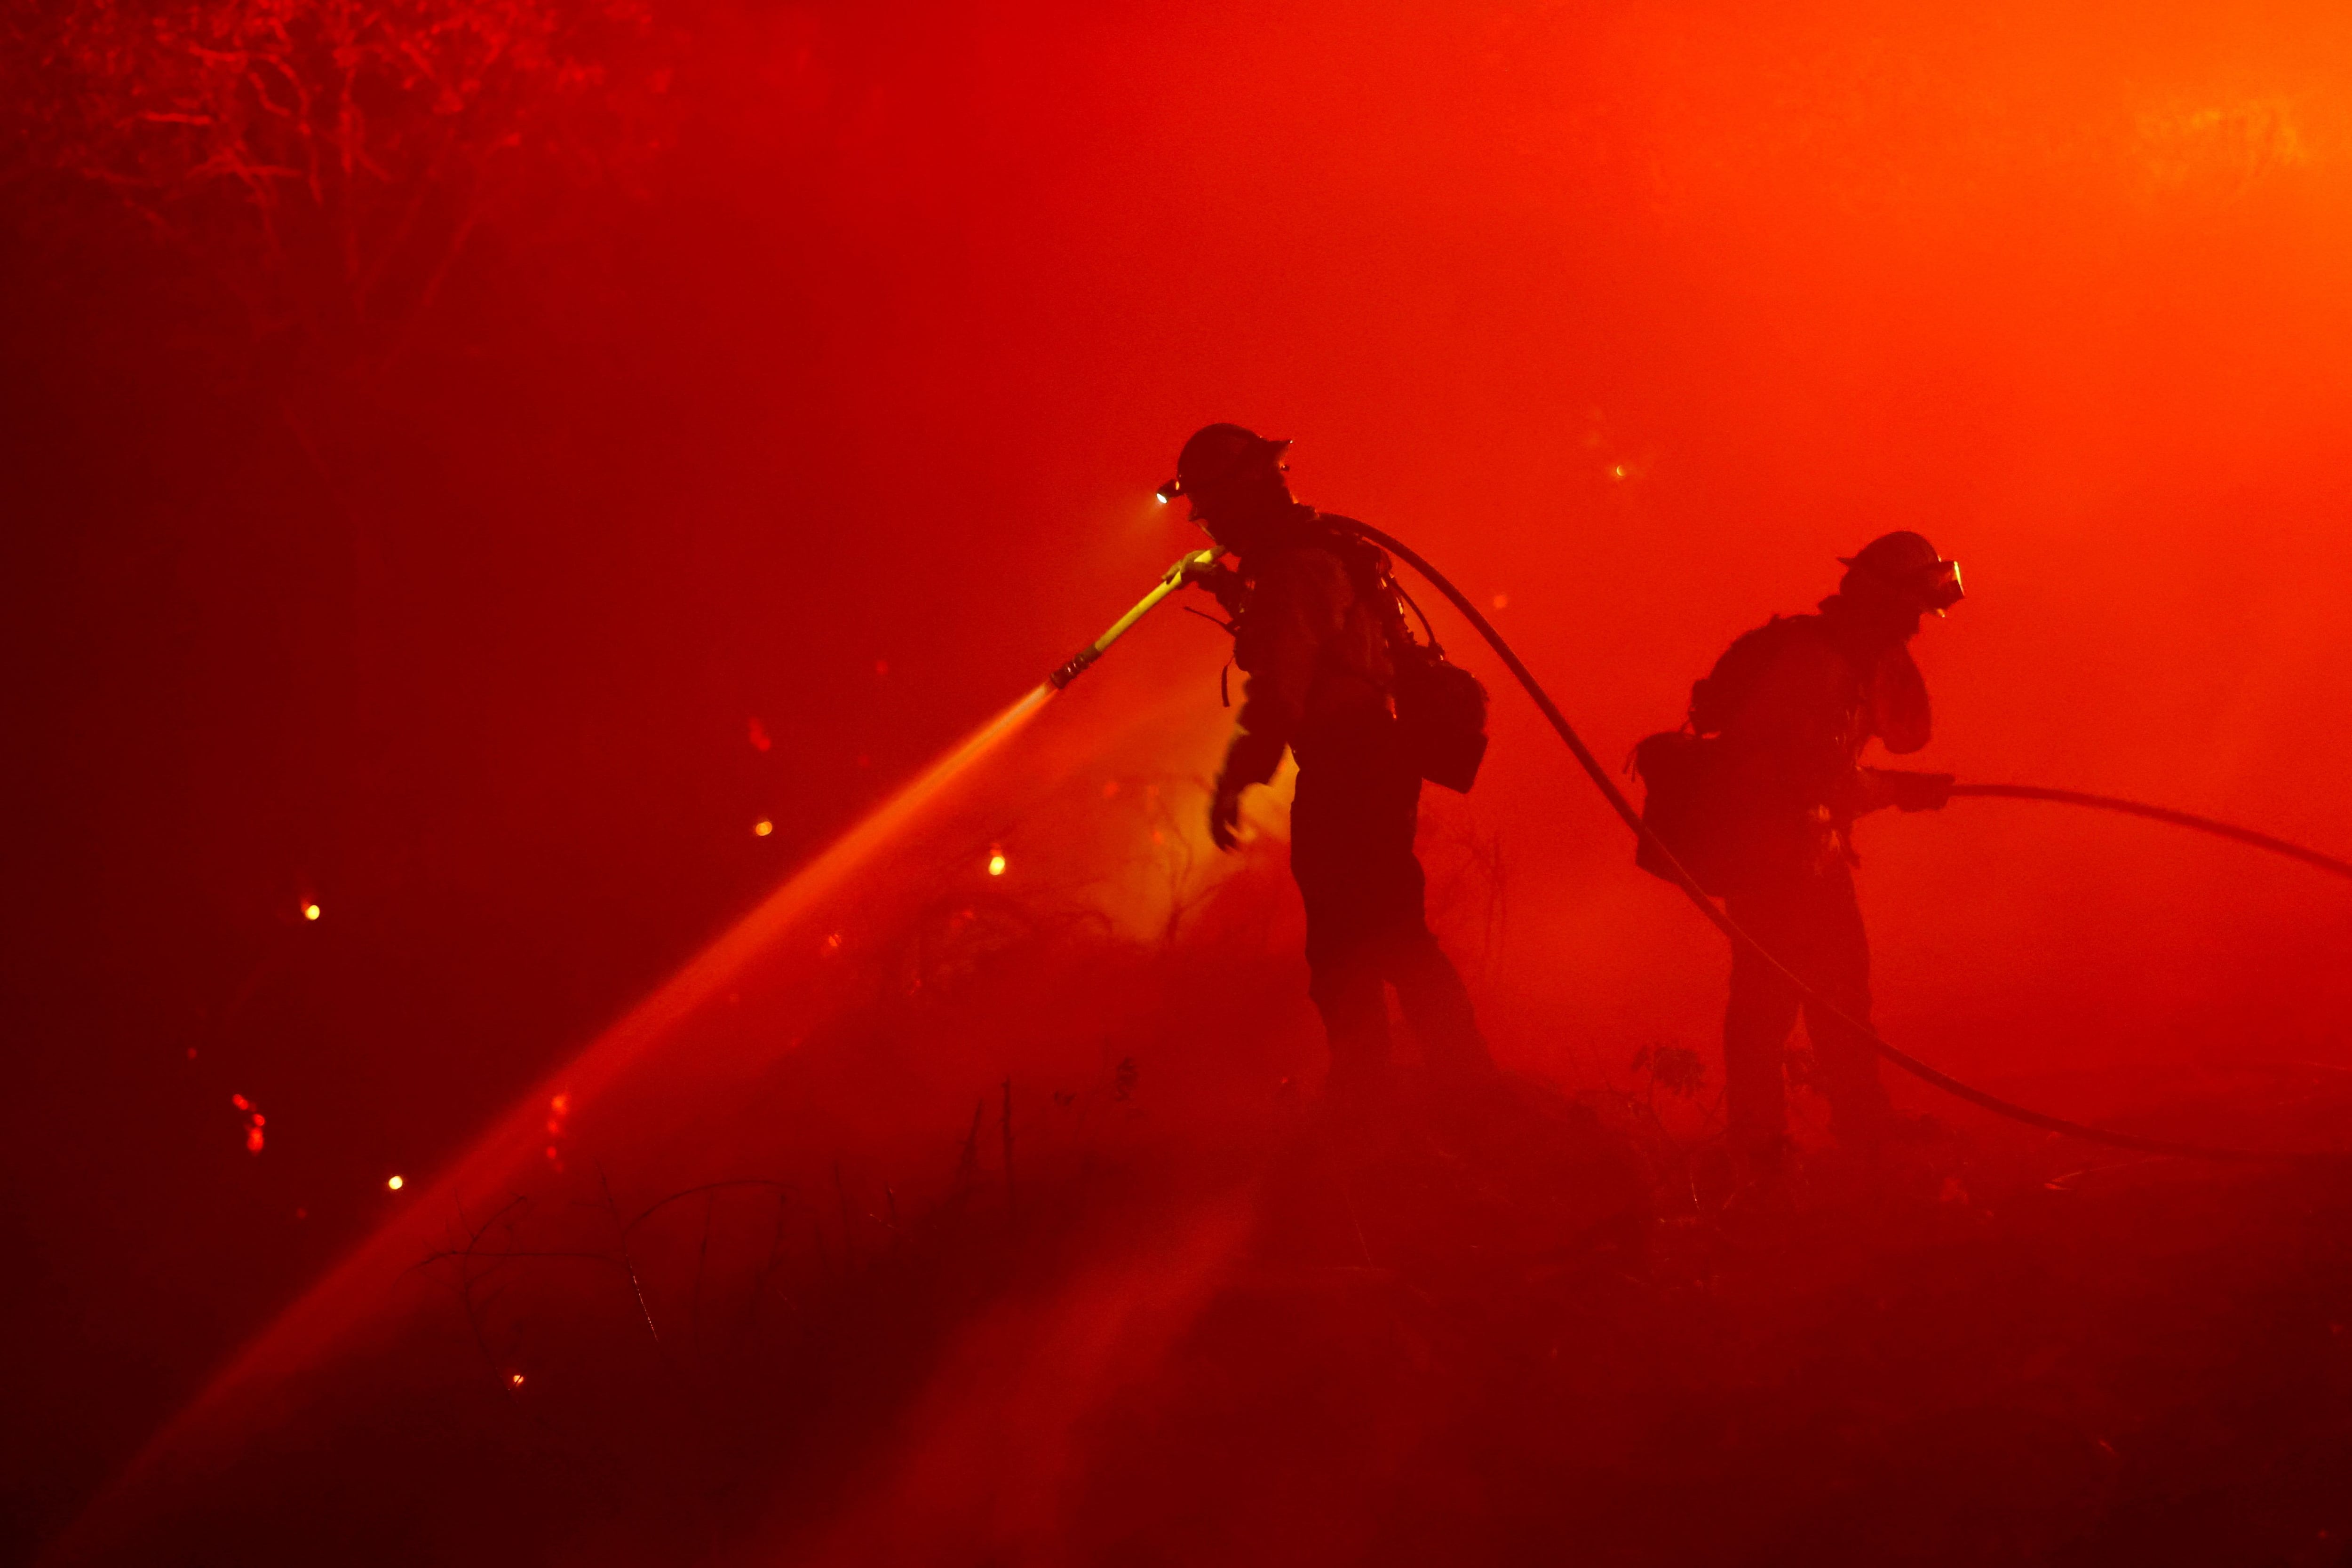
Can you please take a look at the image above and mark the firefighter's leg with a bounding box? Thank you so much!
[1797,867,1893,1146]
[1722,893,1804,1161]
[1345,758,1494,1079]
[1391,928,1494,1080]
[1293,765,1397,1091]
[1306,927,1395,1092]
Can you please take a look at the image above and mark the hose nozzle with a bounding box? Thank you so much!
[1048,648,1100,690]
[1048,548,1221,690]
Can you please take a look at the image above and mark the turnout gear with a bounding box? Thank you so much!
[1724,860,1887,1157]
[1637,540,1962,1157]
[1634,593,1940,894]
[1180,434,1492,1090]
[1215,507,1398,796]
[1214,508,1487,797]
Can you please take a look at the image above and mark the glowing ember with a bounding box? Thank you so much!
[1491,592,1510,610]
[302,903,321,921]
[508,1372,525,1389]
[754,819,774,837]
[987,848,1007,877]
[544,1093,570,1171]
[231,1094,265,1154]
[386,1175,404,1192]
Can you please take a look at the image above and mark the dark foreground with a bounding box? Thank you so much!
[59,1039,2352,1568]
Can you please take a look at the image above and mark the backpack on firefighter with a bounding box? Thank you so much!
[1322,520,1491,794]
[1630,615,1808,895]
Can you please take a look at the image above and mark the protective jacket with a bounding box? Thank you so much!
[1706,597,1931,877]
[1206,503,1491,1085]
[1218,507,1397,791]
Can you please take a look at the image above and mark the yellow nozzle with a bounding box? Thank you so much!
[1049,548,1221,689]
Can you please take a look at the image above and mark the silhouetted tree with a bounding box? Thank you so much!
[6,0,673,366]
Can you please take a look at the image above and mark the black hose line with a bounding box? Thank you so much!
[1335,520,2340,1165]
[1948,784,2352,883]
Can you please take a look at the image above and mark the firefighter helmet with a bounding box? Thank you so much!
[1841,531,1964,613]
[1157,423,1290,503]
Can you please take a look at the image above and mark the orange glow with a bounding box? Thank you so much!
[544,1089,570,1169]
[754,819,774,837]
[117,679,1065,1500]
[507,1372,524,1389]
[231,1093,264,1154]
[987,847,1007,877]
[302,903,321,921]
[1491,592,1510,610]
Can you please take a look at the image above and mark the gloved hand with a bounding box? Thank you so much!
[1208,777,1246,852]
[1191,561,1248,620]
[1881,769,1956,813]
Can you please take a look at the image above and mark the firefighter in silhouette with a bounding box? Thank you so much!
[1689,531,1963,1169]
[1162,424,1494,1096]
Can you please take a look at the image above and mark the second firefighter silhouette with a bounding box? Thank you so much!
[1637,531,1964,1165]
[1162,424,1495,1094]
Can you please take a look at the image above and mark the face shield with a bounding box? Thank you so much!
[1916,557,1964,616]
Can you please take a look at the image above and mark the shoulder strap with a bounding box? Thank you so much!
[1311,514,1423,660]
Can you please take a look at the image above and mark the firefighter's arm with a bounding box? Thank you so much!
[1209,552,1342,850]
[1190,562,1248,621]
[1857,650,1940,810]
[1858,768,1955,813]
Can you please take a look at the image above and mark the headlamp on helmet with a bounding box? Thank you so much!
[1160,423,1290,504]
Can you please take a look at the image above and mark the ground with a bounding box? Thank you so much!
[61,1037,2352,1568]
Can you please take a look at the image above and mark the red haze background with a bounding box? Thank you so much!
[5,0,2352,1560]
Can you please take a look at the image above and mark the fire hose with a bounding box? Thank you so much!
[1340,521,2352,1164]
[1054,531,2349,1162]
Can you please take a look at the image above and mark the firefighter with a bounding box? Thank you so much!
[1695,531,1963,1171]
[1161,424,1493,1096]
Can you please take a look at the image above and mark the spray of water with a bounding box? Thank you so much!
[100,681,1062,1496]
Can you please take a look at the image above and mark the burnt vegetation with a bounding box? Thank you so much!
[97,814,2352,1565]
